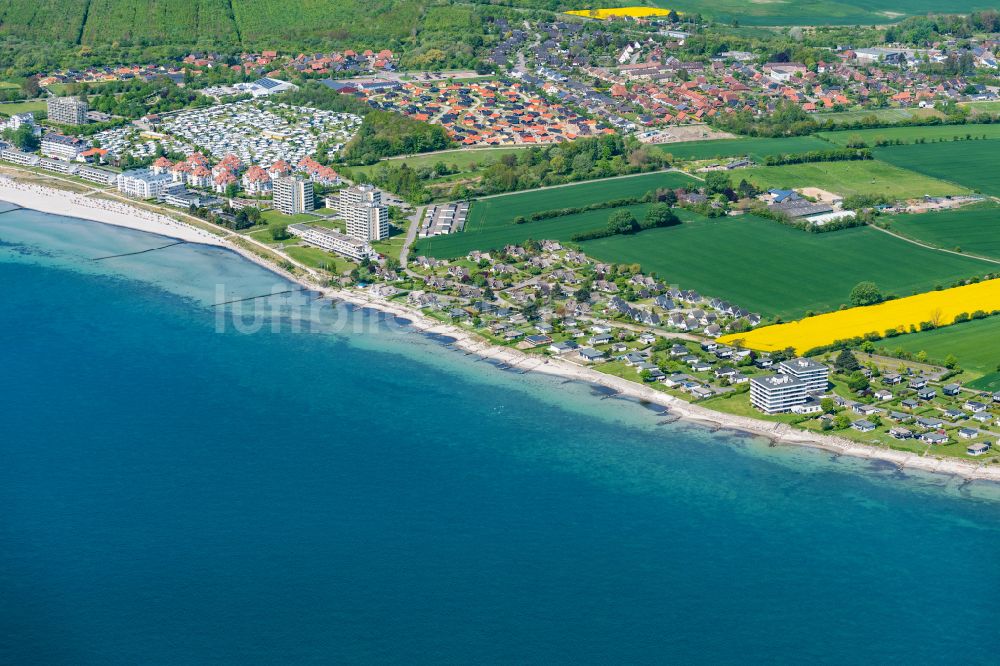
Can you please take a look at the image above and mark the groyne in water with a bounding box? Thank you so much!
[92,240,186,261]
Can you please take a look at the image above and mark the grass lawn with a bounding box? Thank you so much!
[247,228,281,244]
[260,210,317,225]
[877,316,1000,376]
[0,99,46,116]
[348,147,528,180]
[372,234,406,263]
[652,136,834,161]
[283,245,351,271]
[874,139,1000,197]
[700,390,805,424]
[740,159,969,199]
[888,204,1000,261]
[812,107,944,125]
[576,214,995,319]
[820,124,1000,146]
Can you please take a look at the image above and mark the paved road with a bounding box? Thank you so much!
[398,204,425,268]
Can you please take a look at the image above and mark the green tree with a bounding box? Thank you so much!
[704,171,732,195]
[834,349,861,373]
[643,203,680,228]
[2,125,39,151]
[850,281,883,306]
[944,354,959,369]
[820,397,837,414]
[847,372,870,393]
[607,209,639,235]
[271,224,291,241]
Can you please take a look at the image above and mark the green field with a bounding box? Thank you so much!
[882,316,1000,376]
[812,108,944,125]
[575,214,995,319]
[959,100,1000,115]
[874,140,1000,197]
[416,203,655,258]
[967,372,1000,392]
[0,100,46,116]
[652,136,834,161]
[652,0,1000,25]
[0,0,428,47]
[470,171,696,228]
[740,160,969,199]
[889,205,1000,261]
[820,124,1000,146]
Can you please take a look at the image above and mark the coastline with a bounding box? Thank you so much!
[2,179,998,484]
[0,178,225,247]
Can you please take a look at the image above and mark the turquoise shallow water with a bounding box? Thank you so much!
[1,209,999,664]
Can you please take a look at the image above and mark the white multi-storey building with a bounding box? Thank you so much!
[1,112,40,135]
[46,96,89,125]
[0,148,40,166]
[750,373,810,414]
[76,165,118,186]
[288,223,374,262]
[40,133,85,161]
[273,176,314,215]
[116,169,174,199]
[337,183,389,242]
[38,157,78,175]
[777,358,829,394]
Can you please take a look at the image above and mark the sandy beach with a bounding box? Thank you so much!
[0,178,225,246]
[2,180,999,483]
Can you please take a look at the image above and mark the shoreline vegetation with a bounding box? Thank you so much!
[2,177,999,484]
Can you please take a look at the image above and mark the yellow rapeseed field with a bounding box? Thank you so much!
[718,279,1000,353]
[565,7,675,19]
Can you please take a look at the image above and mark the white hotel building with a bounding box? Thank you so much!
[750,358,830,414]
[288,224,374,262]
[336,184,389,242]
[273,176,314,215]
[116,169,175,199]
[777,357,829,394]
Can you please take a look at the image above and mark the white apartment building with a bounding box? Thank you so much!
[47,96,89,125]
[1,112,40,135]
[1,148,40,166]
[337,183,389,242]
[273,176,314,215]
[38,157,78,175]
[76,165,118,186]
[288,223,373,262]
[116,169,174,199]
[41,133,86,161]
[750,373,810,414]
[777,358,829,394]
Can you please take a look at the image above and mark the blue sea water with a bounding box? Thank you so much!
[0,208,999,665]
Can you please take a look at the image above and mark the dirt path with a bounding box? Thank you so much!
[869,223,1000,266]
